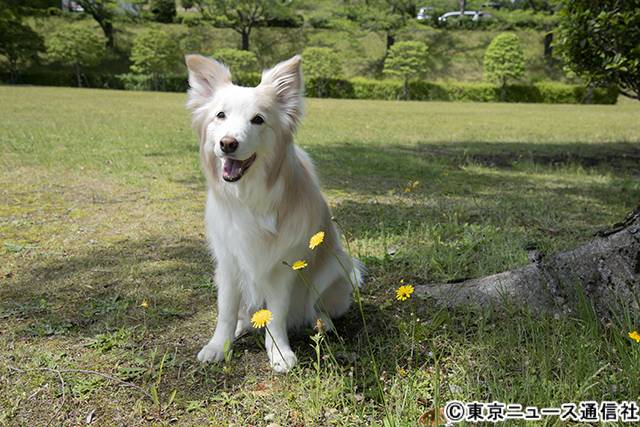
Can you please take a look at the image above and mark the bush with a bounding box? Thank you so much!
[305,78,355,98]
[384,41,429,99]
[484,33,525,100]
[1,70,123,89]
[302,77,617,104]
[302,47,343,97]
[214,48,258,73]
[118,73,186,92]
[151,0,176,23]
[117,71,260,92]
[180,14,203,26]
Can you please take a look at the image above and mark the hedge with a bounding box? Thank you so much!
[307,77,618,104]
[1,72,617,104]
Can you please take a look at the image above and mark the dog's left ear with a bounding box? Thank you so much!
[185,54,231,111]
[260,55,303,132]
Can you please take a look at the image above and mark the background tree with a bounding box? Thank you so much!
[130,27,180,89]
[75,1,117,48]
[383,40,429,100]
[46,24,106,87]
[483,32,524,101]
[0,1,45,82]
[556,0,640,100]
[151,0,177,23]
[199,0,280,51]
[347,0,416,54]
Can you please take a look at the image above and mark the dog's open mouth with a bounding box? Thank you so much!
[222,154,257,182]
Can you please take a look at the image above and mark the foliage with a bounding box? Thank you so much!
[179,25,211,54]
[46,24,106,86]
[383,41,429,99]
[483,32,524,99]
[302,47,342,80]
[214,48,258,73]
[130,27,180,82]
[0,1,45,80]
[151,0,177,23]
[556,0,640,100]
[346,0,416,52]
[75,0,117,48]
[180,0,194,9]
[198,0,285,50]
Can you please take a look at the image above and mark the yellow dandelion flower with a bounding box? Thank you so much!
[291,260,308,270]
[309,231,325,250]
[251,309,273,329]
[396,284,414,301]
[629,330,640,343]
[403,180,420,193]
[140,300,149,309]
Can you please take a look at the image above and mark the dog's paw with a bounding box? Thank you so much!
[268,348,297,373]
[197,343,225,363]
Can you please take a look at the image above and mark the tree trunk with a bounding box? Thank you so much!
[75,63,82,88]
[459,0,466,15]
[415,206,640,320]
[500,77,507,102]
[543,32,553,58]
[386,32,395,52]
[241,29,250,51]
[93,15,114,48]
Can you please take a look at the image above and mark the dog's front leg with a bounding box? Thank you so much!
[264,282,297,373]
[197,267,240,363]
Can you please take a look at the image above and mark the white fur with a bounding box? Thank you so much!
[185,54,362,372]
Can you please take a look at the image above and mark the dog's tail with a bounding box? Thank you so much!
[351,257,366,289]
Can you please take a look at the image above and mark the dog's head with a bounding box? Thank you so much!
[186,54,303,183]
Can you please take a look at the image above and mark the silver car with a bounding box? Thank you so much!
[438,10,492,22]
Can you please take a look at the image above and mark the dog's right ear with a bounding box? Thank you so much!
[185,55,231,111]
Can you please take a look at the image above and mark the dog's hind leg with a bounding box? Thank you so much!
[319,277,353,320]
[318,257,364,320]
[234,305,252,338]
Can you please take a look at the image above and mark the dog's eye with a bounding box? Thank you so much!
[250,115,264,125]
[216,111,226,119]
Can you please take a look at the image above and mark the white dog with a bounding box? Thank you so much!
[185,54,362,372]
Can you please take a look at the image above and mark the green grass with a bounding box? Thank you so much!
[1,86,639,425]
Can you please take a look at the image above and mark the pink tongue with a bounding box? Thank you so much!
[223,158,242,177]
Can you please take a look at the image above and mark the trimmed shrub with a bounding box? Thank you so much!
[1,70,124,89]
[484,33,525,100]
[305,78,355,98]
[214,48,258,76]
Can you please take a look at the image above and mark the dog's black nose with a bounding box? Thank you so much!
[220,136,238,153]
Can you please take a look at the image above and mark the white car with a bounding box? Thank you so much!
[438,10,492,22]
[416,6,434,20]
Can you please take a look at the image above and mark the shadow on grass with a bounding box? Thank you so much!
[307,140,640,196]
[0,236,212,337]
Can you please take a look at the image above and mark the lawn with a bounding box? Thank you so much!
[1,86,639,425]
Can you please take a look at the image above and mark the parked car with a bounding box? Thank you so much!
[438,10,492,23]
[416,6,434,20]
